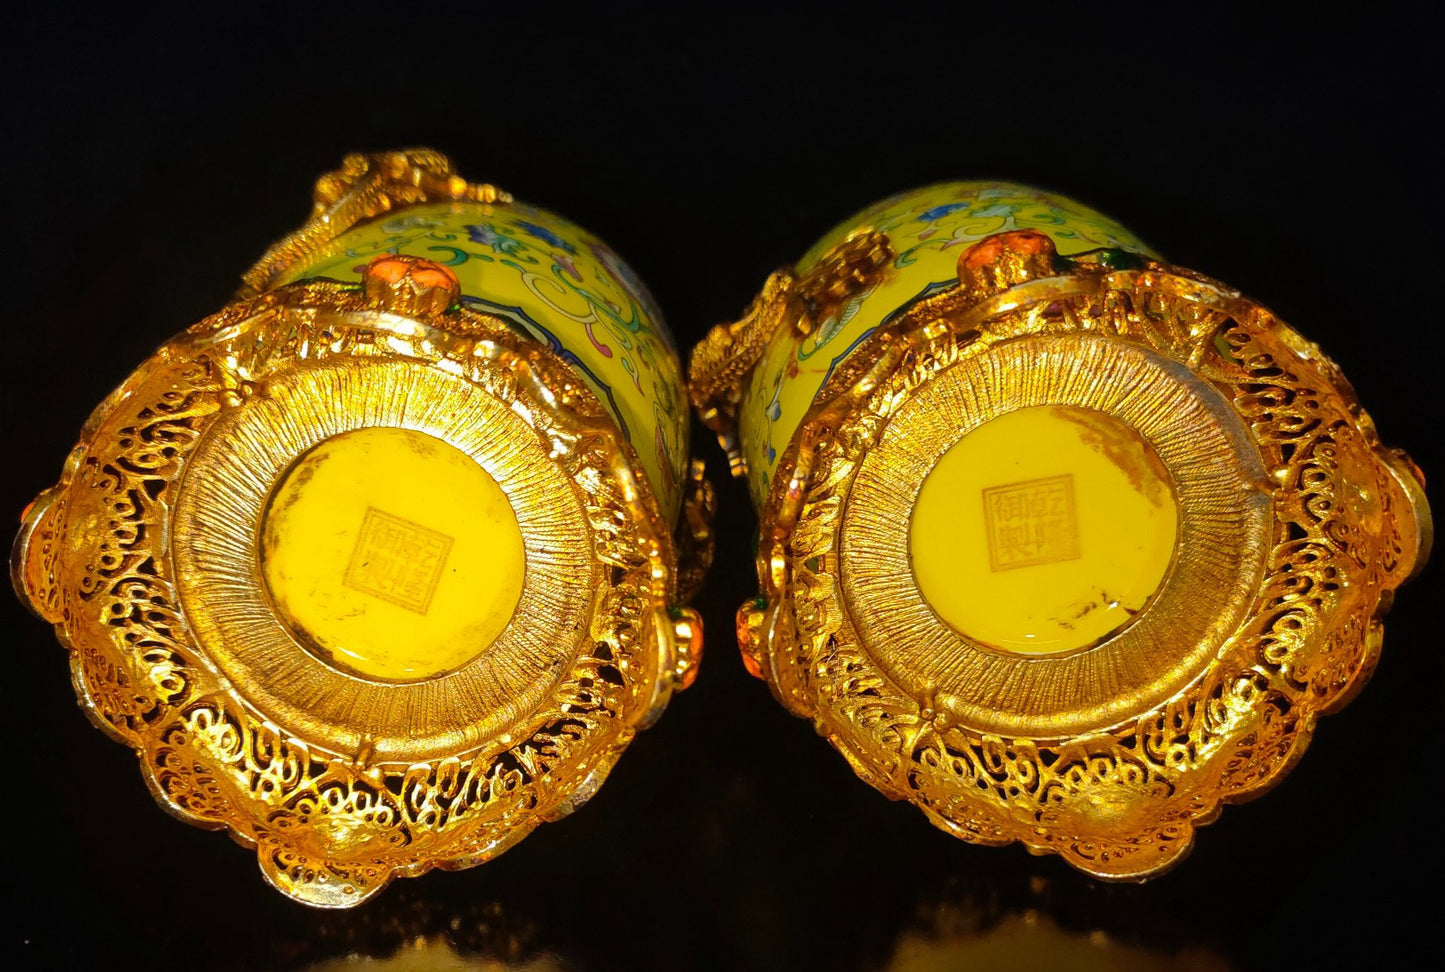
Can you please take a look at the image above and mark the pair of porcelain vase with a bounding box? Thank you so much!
[13,150,1429,906]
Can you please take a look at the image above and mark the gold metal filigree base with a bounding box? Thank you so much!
[14,152,707,906]
[699,229,1429,880]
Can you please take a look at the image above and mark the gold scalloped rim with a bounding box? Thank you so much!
[746,262,1422,880]
[17,281,691,906]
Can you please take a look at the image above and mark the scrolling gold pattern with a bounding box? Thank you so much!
[25,284,686,906]
[749,262,1417,879]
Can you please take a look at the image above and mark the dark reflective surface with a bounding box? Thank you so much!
[3,9,1440,970]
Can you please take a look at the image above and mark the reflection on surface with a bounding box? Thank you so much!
[877,877,1232,972]
[270,895,576,972]
[302,936,570,972]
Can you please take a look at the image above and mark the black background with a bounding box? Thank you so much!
[3,6,1441,970]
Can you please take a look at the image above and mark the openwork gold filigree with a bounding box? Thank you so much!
[689,228,893,476]
[722,233,1429,879]
[239,149,510,298]
[15,283,697,905]
[14,152,705,906]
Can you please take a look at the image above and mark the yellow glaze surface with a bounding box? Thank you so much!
[277,200,687,523]
[741,182,1155,507]
[261,427,525,682]
[909,405,1178,655]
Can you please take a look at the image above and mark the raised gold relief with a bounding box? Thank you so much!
[694,186,1429,879]
[13,151,708,906]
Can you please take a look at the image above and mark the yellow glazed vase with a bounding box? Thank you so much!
[690,181,1430,879]
[13,150,711,906]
